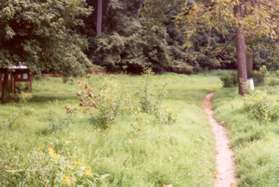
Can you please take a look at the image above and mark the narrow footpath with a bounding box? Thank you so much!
[203,93,237,187]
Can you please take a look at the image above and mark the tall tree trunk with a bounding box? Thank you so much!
[96,0,103,36]
[236,27,248,96]
[234,3,248,96]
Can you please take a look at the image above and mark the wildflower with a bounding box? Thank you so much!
[74,160,81,167]
[84,167,93,176]
[48,146,60,160]
[65,105,76,114]
[62,175,73,185]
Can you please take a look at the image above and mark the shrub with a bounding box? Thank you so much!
[252,66,268,85]
[244,91,279,122]
[138,71,166,115]
[220,72,238,88]
[267,70,279,86]
[138,72,176,125]
[78,80,122,128]
[267,78,279,86]
[139,81,163,115]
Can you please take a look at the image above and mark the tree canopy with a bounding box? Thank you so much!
[0,0,92,76]
[179,0,279,95]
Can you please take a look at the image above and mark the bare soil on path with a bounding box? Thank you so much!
[203,93,237,187]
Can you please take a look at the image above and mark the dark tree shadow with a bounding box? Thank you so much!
[29,95,77,103]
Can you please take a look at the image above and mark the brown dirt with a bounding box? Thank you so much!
[203,93,237,187]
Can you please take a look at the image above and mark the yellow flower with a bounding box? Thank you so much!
[62,175,73,185]
[74,160,81,167]
[84,167,93,176]
[48,146,60,160]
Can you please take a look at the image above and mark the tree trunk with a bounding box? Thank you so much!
[96,0,103,36]
[236,27,248,96]
[234,3,248,96]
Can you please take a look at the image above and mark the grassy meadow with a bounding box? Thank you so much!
[214,76,279,187]
[0,73,221,186]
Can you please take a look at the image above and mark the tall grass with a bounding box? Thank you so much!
[0,74,221,186]
[214,81,279,186]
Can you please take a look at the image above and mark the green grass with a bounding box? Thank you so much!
[0,73,221,186]
[214,82,279,187]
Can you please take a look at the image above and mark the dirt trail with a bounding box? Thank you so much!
[203,93,237,187]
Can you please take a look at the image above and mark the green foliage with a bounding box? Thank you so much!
[252,41,279,70]
[244,91,279,122]
[252,66,268,85]
[88,0,195,74]
[40,112,73,135]
[267,77,279,86]
[140,0,184,27]
[0,0,92,76]
[0,74,221,186]
[139,74,164,114]
[1,110,22,130]
[178,1,279,72]
[78,80,122,128]
[267,71,279,86]
[215,80,279,186]
[0,145,103,186]
[78,73,177,128]
[138,72,176,125]
[220,72,237,88]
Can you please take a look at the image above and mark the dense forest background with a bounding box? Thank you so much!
[86,0,279,74]
[1,0,279,75]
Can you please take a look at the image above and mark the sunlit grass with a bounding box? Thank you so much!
[214,82,279,187]
[0,73,221,186]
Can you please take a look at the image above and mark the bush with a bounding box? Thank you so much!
[138,72,176,125]
[252,66,268,85]
[244,91,279,122]
[139,80,164,115]
[78,73,177,127]
[267,78,279,86]
[267,70,279,86]
[78,80,122,128]
[220,72,238,88]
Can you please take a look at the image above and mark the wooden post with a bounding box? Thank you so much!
[11,72,16,95]
[0,71,3,102]
[1,72,8,102]
[28,71,32,92]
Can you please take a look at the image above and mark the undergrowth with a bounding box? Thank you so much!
[0,74,220,186]
[214,76,279,186]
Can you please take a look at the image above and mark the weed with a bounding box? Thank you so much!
[40,111,72,135]
[244,91,279,122]
[215,84,279,186]
[0,146,108,186]
[220,72,238,88]
[0,74,220,186]
[78,80,122,128]
[1,110,23,130]
[139,72,176,125]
